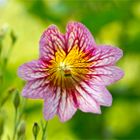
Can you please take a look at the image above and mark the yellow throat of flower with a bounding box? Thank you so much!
[47,45,93,89]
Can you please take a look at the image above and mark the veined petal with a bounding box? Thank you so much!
[75,85,101,114]
[80,82,112,106]
[57,89,77,122]
[43,87,61,120]
[65,21,96,53]
[18,60,47,81]
[22,78,49,99]
[89,66,124,86]
[39,25,65,60]
[89,45,123,67]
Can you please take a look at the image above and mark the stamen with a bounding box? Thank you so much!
[48,45,92,88]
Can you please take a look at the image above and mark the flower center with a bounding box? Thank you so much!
[59,62,71,77]
[47,45,93,89]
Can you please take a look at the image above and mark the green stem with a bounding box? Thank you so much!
[0,41,3,85]
[0,39,2,58]
[41,121,48,140]
[12,108,18,140]
[34,135,37,140]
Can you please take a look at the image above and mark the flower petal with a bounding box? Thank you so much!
[57,89,77,122]
[22,78,49,99]
[89,45,123,67]
[39,25,65,60]
[65,21,96,52]
[80,82,112,106]
[18,60,47,81]
[75,85,101,113]
[43,87,61,120]
[89,66,124,86]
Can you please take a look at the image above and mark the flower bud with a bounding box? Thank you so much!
[32,122,40,139]
[13,90,20,110]
[0,24,9,41]
[17,121,26,139]
[10,30,17,45]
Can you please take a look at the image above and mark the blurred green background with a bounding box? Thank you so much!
[0,0,140,139]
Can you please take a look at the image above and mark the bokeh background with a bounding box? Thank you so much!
[0,0,140,139]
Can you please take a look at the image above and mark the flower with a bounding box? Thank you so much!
[18,22,124,122]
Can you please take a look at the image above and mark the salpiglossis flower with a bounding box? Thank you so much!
[18,22,124,122]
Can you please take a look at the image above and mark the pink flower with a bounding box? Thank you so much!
[18,22,124,122]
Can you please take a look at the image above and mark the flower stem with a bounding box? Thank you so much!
[41,121,48,140]
[34,135,37,140]
[12,108,18,140]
